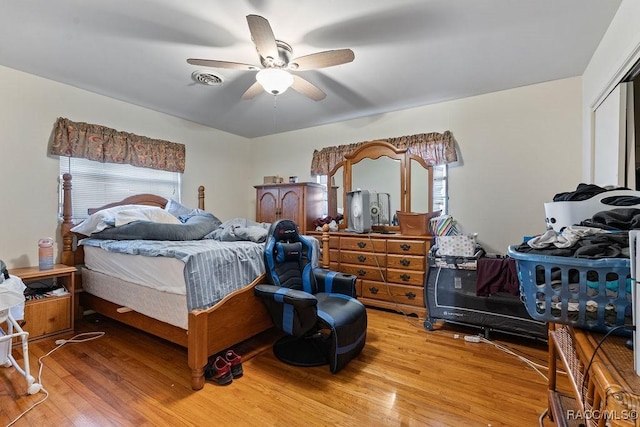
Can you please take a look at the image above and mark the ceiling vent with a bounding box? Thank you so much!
[191,70,223,86]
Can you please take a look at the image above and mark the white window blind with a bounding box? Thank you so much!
[316,174,329,216]
[433,165,448,214]
[59,157,182,221]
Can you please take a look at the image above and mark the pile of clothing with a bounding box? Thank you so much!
[514,207,640,259]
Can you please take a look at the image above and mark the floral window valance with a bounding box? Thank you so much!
[50,117,186,173]
[310,131,458,175]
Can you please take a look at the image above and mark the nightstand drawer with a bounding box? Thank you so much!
[23,296,71,338]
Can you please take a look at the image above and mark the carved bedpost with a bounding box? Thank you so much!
[321,224,330,269]
[61,173,75,266]
[198,186,205,210]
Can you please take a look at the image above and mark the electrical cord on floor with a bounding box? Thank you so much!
[478,336,549,381]
[366,233,425,329]
[5,331,105,427]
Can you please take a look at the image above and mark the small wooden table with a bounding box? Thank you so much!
[548,323,640,427]
[12,264,76,340]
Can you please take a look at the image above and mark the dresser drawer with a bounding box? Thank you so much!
[386,268,425,286]
[387,239,427,255]
[361,280,424,307]
[387,254,424,271]
[339,236,386,253]
[340,264,385,281]
[340,251,386,267]
[329,249,340,263]
[328,235,340,249]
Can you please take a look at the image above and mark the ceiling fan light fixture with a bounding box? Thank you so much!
[256,68,294,95]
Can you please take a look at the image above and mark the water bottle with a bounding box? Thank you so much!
[38,238,54,270]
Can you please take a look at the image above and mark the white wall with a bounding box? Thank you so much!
[0,64,584,267]
[0,65,251,269]
[583,0,640,182]
[250,77,583,254]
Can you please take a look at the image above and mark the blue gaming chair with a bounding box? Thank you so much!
[254,219,367,373]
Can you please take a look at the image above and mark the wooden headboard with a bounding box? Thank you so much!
[60,173,205,266]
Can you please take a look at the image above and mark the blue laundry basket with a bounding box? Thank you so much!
[507,246,632,334]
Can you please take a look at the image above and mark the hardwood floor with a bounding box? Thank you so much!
[0,309,555,426]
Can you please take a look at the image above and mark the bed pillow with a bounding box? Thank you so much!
[70,204,163,236]
[89,212,221,241]
[113,206,181,227]
[165,199,193,218]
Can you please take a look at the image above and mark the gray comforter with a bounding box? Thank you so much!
[205,218,270,243]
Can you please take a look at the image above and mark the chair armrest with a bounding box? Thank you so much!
[313,269,357,297]
[254,284,318,336]
[254,284,317,308]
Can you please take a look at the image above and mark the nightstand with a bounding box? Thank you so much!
[12,264,76,340]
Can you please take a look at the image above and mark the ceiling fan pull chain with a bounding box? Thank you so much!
[272,95,278,130]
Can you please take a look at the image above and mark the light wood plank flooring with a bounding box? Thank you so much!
[1,309,555,426]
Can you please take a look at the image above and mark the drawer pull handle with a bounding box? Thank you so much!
[400,259,410,266]
[405,291,416,300]
[400,274,411,281]
[369,286,379,294]
[357,269,367,276]
[357,255,367,263]
[357,241,367,248]
[400,244,411,251]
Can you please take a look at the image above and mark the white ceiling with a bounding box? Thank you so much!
[0,0,622,138]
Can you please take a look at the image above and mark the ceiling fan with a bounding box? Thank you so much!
[187,15,355,101]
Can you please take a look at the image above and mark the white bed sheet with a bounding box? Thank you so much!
[83,245,187,295]
[82,268,188,329]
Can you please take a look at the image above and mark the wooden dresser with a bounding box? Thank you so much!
[548,323,640,426]
[315,231,432,317]
[255,182,324,232]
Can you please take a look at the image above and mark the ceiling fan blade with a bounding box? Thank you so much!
[290,49,355,71]
[246,15,279,60]
[291,75,326,101]
[187,58,259,70]
[241,81,264,100]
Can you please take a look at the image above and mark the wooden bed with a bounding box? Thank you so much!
[59,173,276,390]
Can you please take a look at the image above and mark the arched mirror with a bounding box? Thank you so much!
[351,157,402,221]
[343,142,405,230]
[331,141,435,232]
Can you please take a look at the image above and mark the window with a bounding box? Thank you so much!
[433,164,448,214]
[59,157,182,221]
[315,174,329,216]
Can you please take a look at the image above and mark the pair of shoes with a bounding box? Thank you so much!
[203,350,243,385]
[225,350,243,378]
[204,356,233,386]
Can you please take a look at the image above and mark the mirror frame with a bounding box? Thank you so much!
[345,141,407,218]
[327,140,434,231]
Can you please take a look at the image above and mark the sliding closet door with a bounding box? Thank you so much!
[593,82,633,187]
